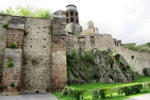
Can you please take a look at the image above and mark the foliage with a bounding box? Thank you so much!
[57,77,150,100]
[10,82,15,87]
[119,58,123,64]
[31,58,38,65]
[2,24,9,28]
[24,31,29,36]
[9,43,16,48]
[75,32,80,36]
[7,58,14,68]
[0,6,52,18]
[124,43,150,53]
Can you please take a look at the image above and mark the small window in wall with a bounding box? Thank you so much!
[71,17,74,22]
[131,55,134,59]
[90,36,95,44]
[78,37,85,45]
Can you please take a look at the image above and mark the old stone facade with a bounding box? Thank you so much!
[0,4,150,94]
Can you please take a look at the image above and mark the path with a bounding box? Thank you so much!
[0,94,58,100]
[126,94,150,100]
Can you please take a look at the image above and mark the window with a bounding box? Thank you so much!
[71,17,74,22]
[70,11,73,16]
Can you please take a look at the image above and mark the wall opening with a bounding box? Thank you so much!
[90,36,95,44]
[70,11,73,16]
[35,90,39,94]
[71,17,74,22]
[131,55,134,59]
[78,37,85,46]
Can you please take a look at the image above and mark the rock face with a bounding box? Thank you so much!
[67,49,140,84]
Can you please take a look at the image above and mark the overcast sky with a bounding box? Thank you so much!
[0,0,150,45]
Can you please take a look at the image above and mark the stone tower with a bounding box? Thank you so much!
[65,4,82,34]
[66,5,79,24]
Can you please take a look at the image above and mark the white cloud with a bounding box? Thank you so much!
[0,0,150,45]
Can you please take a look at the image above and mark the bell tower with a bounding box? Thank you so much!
[65,4,82,34]
[66,5,79,24]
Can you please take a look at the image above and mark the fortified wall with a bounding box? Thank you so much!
[0,12,67,93]
[67,23,150,74]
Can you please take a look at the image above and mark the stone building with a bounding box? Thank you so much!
[0,4,150,94]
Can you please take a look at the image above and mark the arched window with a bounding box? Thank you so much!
[70,11,73,16]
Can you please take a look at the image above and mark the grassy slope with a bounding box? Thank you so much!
[53,77,150,100]
[124,42,150,53]
[67,77,150,90]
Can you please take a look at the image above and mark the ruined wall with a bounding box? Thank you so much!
[115,46,150,74]
[67,33,150,74]
[51,16,67,91]
[2,16,24,92]
[0,15,12,88]
[22,18,52,93]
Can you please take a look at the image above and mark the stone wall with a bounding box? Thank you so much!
[22,18,52,93]
[51,34,67,91]
[1,16,24,92]
[67,33,150,75]
[52,16,67,91]
[2,49,22,92]
[0,15,12,88]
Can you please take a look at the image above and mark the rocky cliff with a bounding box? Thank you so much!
[67,48,140,84]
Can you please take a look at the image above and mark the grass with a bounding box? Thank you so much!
[67,77,150,91]
[124,43,150,53]
[53,77,150,100]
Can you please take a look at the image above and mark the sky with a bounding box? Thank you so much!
[0,0,150,45]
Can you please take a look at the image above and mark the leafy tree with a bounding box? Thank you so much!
[0,6,52,18]
[5,7,15,15]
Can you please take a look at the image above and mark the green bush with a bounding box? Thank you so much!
[24,31,29,36]
[9,43,16,48]
[92,90,100,100]
[7,61,14,68]
[2,24,9,28]
[122,84,142,96]
[10,82,15,87]
[99,89,107,98]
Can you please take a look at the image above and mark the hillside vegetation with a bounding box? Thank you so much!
[124,42,150,53]
[67,48,140,85]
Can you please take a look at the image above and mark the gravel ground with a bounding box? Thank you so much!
[126,94,150,100]
[0,94,58,100]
